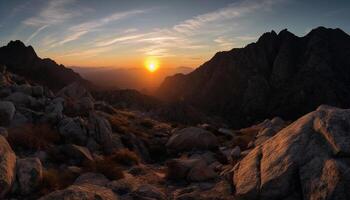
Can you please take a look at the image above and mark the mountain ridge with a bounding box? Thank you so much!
[0,40,86,91]
[157,26,350,127]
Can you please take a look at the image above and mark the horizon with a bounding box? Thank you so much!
[1,0,350,69]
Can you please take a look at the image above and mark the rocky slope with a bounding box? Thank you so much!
[0,40,85,91]
[157,27,350,127]
[0,63,349,199]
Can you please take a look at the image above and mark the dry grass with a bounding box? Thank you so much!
[109,148,139,166]
[231,127,260,149]
[40,168,79,195]
[8,123,61,150]
[82,159,124,180]
[139,119,154,129]
[107,114,130,134]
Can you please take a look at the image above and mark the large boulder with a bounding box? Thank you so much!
[16,157,43,194]
[59,144,94,164]
[38,183,119,200]
[166,127,219,153]
[57,81,93,100]
[4,92,35,107]
[0,101,15,126]
[132,184,166,200]
[88,112,116,154]
[166,158,217,182]
[233,105,350,200]
[58,117,88,145]
[0,135,16,197]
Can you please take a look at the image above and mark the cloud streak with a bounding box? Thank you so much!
[26,25,49,43]
[23,0,78,27]
[50,9,148,47]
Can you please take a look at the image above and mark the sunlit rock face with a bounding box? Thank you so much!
[157,27,350,127]
[233,105,350,200]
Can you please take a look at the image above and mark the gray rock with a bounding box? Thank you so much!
[0,101,15,126]
[0,127,8,138]
[58,117,87,145]
[132,184,166,200]
[0,135,16,197]
[4,92,35,106]
[88,112,115,154]
[32,86,44,97]
[233,105,350,200]
[166,127,219,153]
[16,157,43,194]
[60,144,94,164]
[38,183,119,200]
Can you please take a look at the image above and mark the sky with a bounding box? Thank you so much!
[0,0,349,68]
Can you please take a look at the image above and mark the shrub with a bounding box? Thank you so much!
[107,114,130,134]
[40,168,79,195]
[139,119,154,129]
[109,148,139,166]
[8,123,61,151]
[82,159,124,180]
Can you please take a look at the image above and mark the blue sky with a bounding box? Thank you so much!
[0,0,349,68]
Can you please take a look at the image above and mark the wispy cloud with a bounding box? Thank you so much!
[95,34,147,47]
[173,0,281,35]
[50,9,147,47]
[26,25,49,43]
[23,0,78,27]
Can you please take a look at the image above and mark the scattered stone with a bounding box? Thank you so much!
[132,184,166,200]
[16,157,43,194]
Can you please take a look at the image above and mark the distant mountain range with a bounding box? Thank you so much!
[71,66,193,92]
[0,40,85,91]
[157,27,350,127]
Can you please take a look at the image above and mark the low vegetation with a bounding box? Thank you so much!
[109,148,139,166]
[8,123,61,151]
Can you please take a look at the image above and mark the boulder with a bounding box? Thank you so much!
[38,183,119,200]
[0,127,8,138]
[233,105,350,200]
[132,184,166,200]
[16,157,43,194]
[88,112,115,154]
[0,135,16,197]
[166,158,217,182]
[166,127,219,153]
[60,144,94,164]
[32,86,44,97]
[4,92,35,107]
[74,173,109,186]
[58,117,87,145]
[57,81,93,100]
[0,101,15,126]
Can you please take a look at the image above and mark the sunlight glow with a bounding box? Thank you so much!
[145,57,159,72]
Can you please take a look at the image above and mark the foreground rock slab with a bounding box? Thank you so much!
[233,105,350,200]
[0,135,16,197]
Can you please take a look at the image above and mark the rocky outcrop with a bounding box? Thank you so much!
[166,127,219,153]
[16,157,43,194]
[233,105,350,200]
[38,183,119,200]
[0,101,15,126]
[157,27,350,127]
[0,135,16,197]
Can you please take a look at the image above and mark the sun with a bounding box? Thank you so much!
[144,58,159,72]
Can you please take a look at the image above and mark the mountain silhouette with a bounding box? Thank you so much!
[157,27,350,127]
[0,40,85,91]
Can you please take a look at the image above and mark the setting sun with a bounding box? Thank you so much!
[145,58,159,72]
